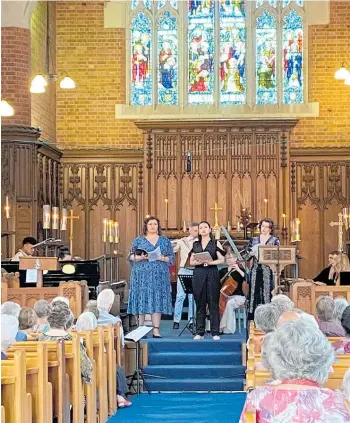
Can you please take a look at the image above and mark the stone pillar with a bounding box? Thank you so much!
[1,1,36,125]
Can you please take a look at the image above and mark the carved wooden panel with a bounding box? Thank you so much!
[291,150,350,279]
[61,151,143,280]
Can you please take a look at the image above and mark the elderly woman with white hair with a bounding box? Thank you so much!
[1,315,19,360]
[1,301,27,341]
[239,319,350,422]
[316,295,345,337]
[334,298,349,322]
[97,289,124,344]
[33,299,51,333]
[254,303,279,334]
[271,294,294,315]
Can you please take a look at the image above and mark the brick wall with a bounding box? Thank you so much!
[31,2,56,143]
[1,27,31,125]
[292,1,350,148]
[56,2,143,149]
[55,1,350,150]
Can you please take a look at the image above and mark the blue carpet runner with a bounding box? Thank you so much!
[141,322,245,392]
[108,392,246,423]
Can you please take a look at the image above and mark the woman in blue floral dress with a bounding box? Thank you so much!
[128,216,174,338]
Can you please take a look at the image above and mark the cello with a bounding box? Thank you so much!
[219,269,239,315]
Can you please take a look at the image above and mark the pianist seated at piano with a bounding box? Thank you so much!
[11,236,37,261]
[219,249,248,334]
[57,246,72,261]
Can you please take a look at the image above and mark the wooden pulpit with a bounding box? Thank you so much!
[19,257,58,288]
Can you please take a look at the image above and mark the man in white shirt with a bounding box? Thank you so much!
[11,237,37,261]
[172,223,198,329]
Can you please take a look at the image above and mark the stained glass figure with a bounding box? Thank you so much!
[157,12,179,105]
[188,0,215,104]
[283,10,303,104]
[256,0,263,7]
[219,0,246,104]
[131,13,152,106]
[256,11,277,104]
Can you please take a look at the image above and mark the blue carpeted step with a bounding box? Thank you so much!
[143,364,246,378]
[144,377,244,392]
[148,350,242,365]
[145,338,243,353]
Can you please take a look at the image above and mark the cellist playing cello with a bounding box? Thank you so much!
[219,248,248,334]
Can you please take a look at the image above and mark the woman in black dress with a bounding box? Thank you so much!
[189,221,225,340]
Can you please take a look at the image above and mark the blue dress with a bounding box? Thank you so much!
[127,235,175,315]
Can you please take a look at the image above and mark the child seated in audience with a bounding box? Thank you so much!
[240,319,350,422]
[1,314,19,360]
[18,307,38,340]
[37,301,93,383]
[33,299,51,333]
[316,296,345,337]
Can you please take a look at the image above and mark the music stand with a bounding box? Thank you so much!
[125,326,153,395]
[178,274,196,336]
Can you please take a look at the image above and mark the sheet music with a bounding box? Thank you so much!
[148,246,162,262]
[193,252,213,262]
[124,325,153,342]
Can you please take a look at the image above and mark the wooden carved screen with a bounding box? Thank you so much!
[290,149,350,279]
[137,120,297,234]
[61,150,143,279]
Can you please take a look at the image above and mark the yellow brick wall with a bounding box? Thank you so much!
[56,2,143,149]
[55,1,350,149]
[292,1,350,148]
[31,2,56,143]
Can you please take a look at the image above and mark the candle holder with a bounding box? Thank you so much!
[237,208,252,240]
[281,227,288,245]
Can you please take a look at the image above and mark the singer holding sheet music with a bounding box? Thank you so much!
[128,216,174,338]
[189,221,225,340]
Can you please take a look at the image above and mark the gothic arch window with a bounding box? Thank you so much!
[128,0,306,111]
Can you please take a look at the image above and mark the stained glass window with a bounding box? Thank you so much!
[157,12,178,105]
[170,0,178,9]
[219,0,246,105]
[283,0,290,6]
[132,0,152,9]
[269,0,277,7]
[131,13,152,106]
[256,11,277,104]
[283,10,303,104]
[188,0,215,105]
[157,0,165,9]
[296,0,303,6]
[256,0,263,7]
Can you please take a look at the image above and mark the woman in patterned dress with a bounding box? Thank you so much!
[247,218,279,320]
[128,216,174,338]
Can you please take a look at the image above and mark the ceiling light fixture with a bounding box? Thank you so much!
[334,63,350,80]
[1,99,15,117]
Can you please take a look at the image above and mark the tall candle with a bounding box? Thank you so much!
[109,220,114,243]
[165,199,169,224]
[264,199,268,217]
[5,195,10,219]
[43,205,51,229]
[52,207,59,230]
[227,221,231,231]
[295,218,301,241]
[282,213,286,229]
[183,220,187,232]
[114,221,119,243]
[61,208,68,231]
[102,218,108,243]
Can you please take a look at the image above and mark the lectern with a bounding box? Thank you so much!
[19,257,58,288]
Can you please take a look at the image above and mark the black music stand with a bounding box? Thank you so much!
[178,274,196,336]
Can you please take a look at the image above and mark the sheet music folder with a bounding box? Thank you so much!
[124,325,153,343]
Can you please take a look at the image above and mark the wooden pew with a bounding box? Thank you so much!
[1,350,33,423]
[103,324,117,416]
[8,340,70,423]
[1,405,5,423]
[92,328,109,423]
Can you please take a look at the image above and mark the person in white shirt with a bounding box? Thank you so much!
[172,223,199,329]
[11,237,37,261]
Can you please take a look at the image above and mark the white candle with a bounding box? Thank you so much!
[183,220,187,232]
[102,218,108,243]
[165,199,169,222]
[282,213,286,229]
[295,218,301,241]
[109,220,114,243]
[114,221,119,243]
[43,205,51,229]
[227,221,231,231]
[61,208,68,231]
[264,199,268,217]
[52,207,59,230]
[5,195,10,219]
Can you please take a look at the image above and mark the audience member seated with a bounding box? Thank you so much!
[341,369,350,413]
[97,289,124,344]
[334,298,349,322]
[271,294,294,315]
[1,301,26,341]
[76,311,131,408]
[335,306,350,354]
[37,301,93,383]
[57,246,72,261]
[52,296,70,306]
[1,315,19,360]
[316,296,345,337]
[84,300,99,320]
[254,304,279,334]
[33,299,51,333]
[240,319,350,422]
[18,307,38,340]
[277,310,319,329]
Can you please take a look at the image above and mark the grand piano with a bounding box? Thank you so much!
[1,259,100,297]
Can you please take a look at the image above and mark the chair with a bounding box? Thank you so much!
[235,305,247,333]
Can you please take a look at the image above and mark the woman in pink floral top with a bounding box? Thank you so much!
[240,319,350,422]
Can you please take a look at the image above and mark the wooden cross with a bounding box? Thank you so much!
[330,212,344,252]
[67,209,80,255]
[210,202,222,229]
